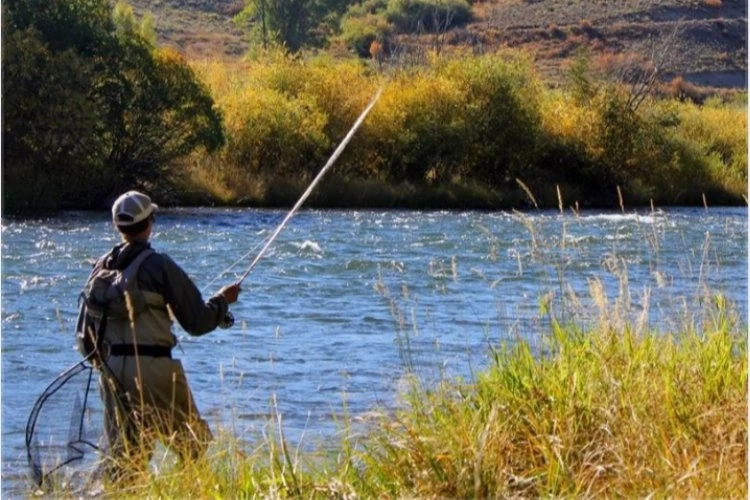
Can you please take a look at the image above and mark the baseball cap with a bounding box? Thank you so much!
[111,191,158,227]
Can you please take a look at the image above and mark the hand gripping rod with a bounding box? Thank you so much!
[227,88,383,287]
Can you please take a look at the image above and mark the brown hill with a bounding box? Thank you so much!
[126,0,247,58]
[129,0,747,89]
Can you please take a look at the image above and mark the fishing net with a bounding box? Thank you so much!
[25,359,106,488]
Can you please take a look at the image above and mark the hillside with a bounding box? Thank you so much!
[129,0,746,89]
[126,0,247,58]
[461,0,747,88]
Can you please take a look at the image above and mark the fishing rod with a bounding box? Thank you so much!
[210,88,383,292]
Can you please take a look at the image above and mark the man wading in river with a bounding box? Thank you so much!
[84,190,241,481]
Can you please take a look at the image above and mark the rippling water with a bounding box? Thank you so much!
[2,207,747,494]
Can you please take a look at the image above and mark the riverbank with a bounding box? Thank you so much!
[4,1,746,213]
[173,171,747,211]
[48,311,747,498]
[171,53,748,212]
[4,50,748,213]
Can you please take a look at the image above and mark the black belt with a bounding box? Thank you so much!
[109,344,172,358]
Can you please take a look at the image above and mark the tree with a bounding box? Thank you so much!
[235,0,352,52]
[2,0,116,208]
[235,0,314,52]
[2,0,225,210]
[104,6,224,189]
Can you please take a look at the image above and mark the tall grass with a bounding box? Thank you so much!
[355,307,746,498]
[51,301,743,498]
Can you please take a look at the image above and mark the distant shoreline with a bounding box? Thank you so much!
[4,184,746,216]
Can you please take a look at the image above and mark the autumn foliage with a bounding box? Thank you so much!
[189,51,746,208]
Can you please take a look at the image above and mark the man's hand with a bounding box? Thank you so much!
[219,283,242,304]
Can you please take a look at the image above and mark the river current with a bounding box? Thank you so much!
[1,207,747,494]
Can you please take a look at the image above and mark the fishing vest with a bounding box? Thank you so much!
[102,288,175,349]
[76,248,175,361]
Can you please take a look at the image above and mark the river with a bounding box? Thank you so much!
[1,207,747,495]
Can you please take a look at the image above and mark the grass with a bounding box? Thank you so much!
[42,299,746,497]
[355,310,746,497]
[47,308,744,498]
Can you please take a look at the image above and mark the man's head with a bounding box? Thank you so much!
[112,191,158,238]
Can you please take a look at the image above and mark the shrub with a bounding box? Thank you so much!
[675,98,748,193]
[385,0,472,34]
[362,70,467,183]
[339,13,393,58]
[444,53,544,186]
[220,86,329,179]
[187,53,746,208]
[297,57,377,140]
[662,76,713,103]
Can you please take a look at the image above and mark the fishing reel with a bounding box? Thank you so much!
[219,311,235,329]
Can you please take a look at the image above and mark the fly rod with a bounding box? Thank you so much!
[209,88,383,290]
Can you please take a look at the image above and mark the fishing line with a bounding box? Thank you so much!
[206,88,383,290]
[203,237,265,292]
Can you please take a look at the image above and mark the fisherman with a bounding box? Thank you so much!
[92,190,241,480]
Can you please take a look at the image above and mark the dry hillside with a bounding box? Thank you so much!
[129,0,747,89]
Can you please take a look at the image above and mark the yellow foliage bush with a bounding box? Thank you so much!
[185,52,747,207]
[539,90,599,153]
[361,71,467,181]
[676,99,748,183]
[298,57,378,140]
[222,86,329,177]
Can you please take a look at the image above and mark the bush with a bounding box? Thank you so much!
[188,53,746,208]
[362,70,467,183]
[444,53,544,186]
[385,0,472,34]
[339,13,393,57]
[220,86,329,179]
[677,98,748,185]
[299,57,379,141]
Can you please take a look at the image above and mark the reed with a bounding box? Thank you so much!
[357,207,747,498]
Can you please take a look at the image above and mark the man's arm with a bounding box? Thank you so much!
[159,255,231,335]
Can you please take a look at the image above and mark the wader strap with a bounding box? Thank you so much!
[109,344,172,358]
